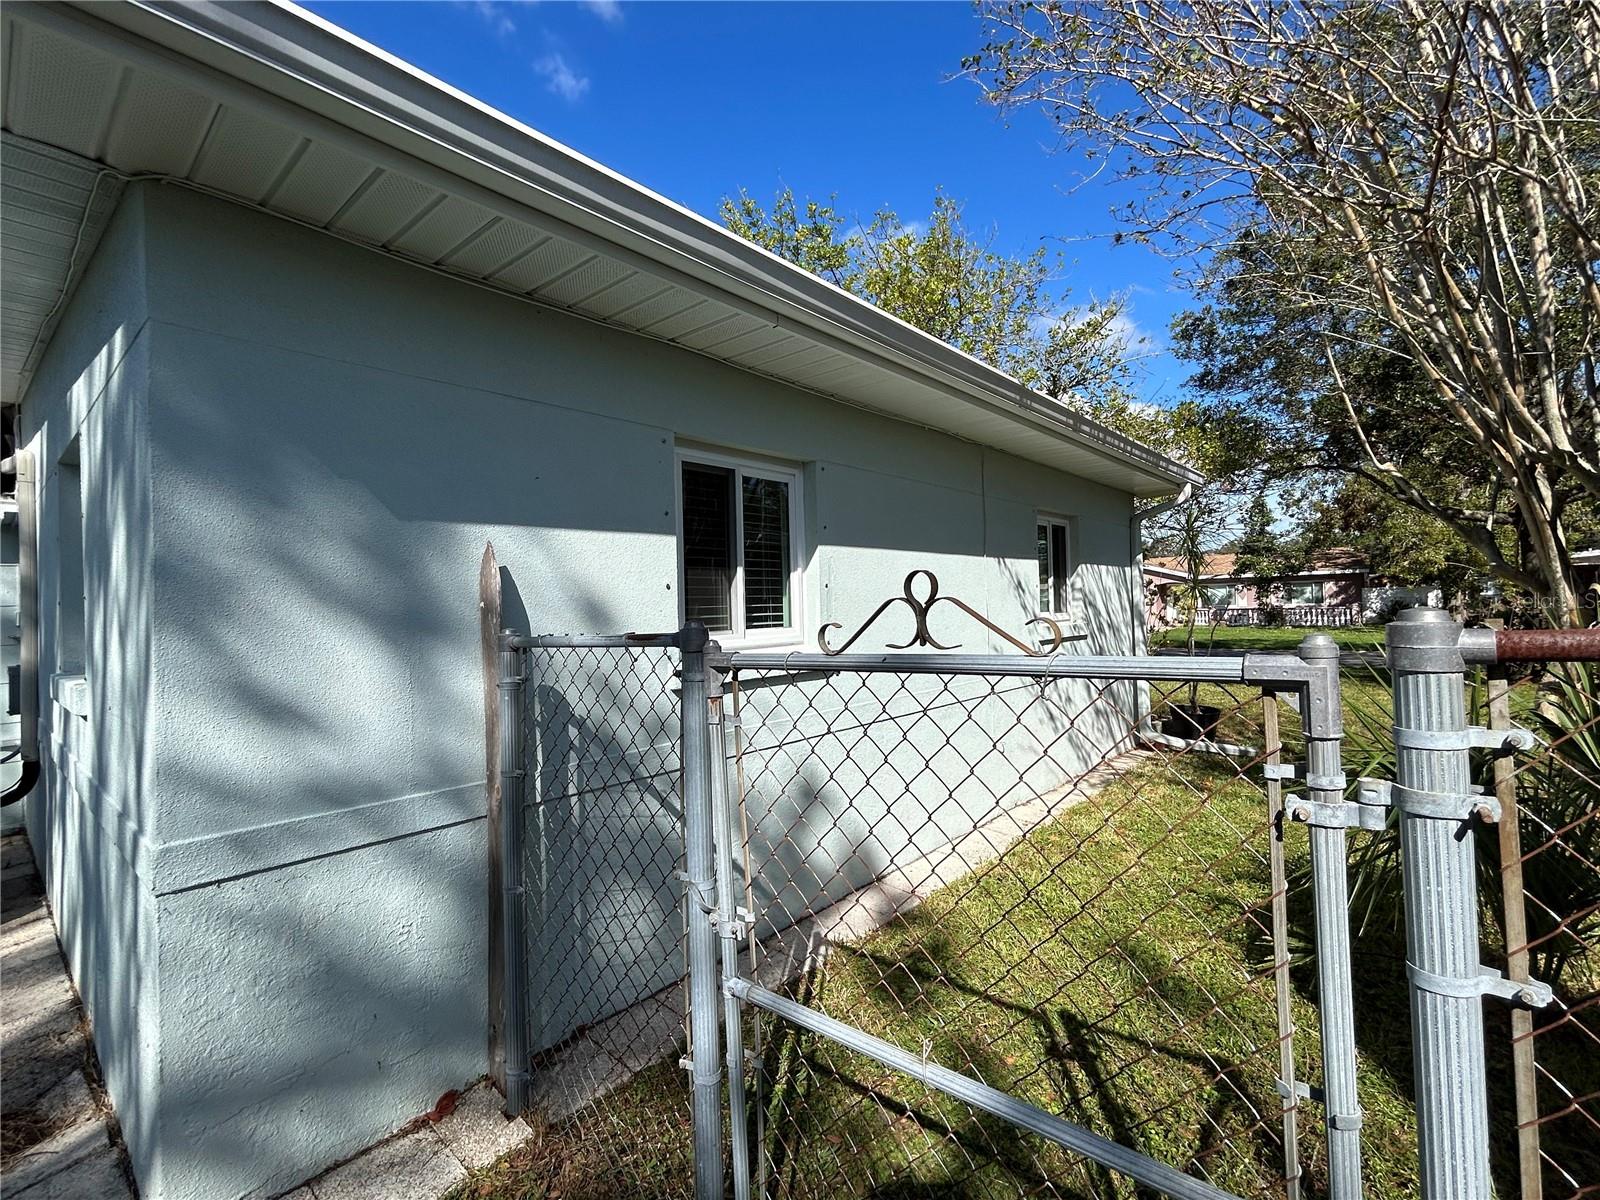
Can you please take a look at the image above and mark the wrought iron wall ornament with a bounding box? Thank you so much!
[817,570,1069,656]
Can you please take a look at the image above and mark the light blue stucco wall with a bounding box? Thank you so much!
[23,181,1147,1200]
[20,186,159,1185]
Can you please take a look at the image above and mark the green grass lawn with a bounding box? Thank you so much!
[1150,625,1387,653]
[453,754,1422,1200]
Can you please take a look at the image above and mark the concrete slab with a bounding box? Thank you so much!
[2,1117,108,1194]
[311,1126,466,1200]
[1,837,35,869]
[33,1071,98,1131]
[0,894,53,939]
[0,832,130,1199]
[2,934,78,1015]
[8,1145,131,1199]
[432,1085,531,1172]
[1,1026,88,1115]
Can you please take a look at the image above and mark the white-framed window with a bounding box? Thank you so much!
[1201,585,1234,608]
[1035,515,1075,616]
[1285,580,1325,606]
[677,448,804,644]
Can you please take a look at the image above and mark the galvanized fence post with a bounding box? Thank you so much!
[679,621,725,1200]
[1387,607,1492,1199]
[1260,693,1301,1200]
[497,631,531,1115]
[707,660,752,1200]
[1290,634,1363,1200]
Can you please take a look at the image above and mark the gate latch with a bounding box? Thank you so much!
[711,905,755,939]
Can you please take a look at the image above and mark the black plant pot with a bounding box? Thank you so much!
[1160,704,1223,740]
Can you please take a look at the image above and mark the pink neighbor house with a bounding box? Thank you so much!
[1144,548,1370,628]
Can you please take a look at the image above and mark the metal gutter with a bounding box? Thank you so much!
[52,0,1200,496]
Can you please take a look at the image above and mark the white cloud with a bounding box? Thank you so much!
[582,0,624,24]
[534,52,591,102]
[1105,309,1160,353]
[1036,304,1165,357]
[464,0,517,39]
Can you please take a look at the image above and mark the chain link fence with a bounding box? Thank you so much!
[474,615,1600,1200]
[1484,664,1600,1200]
[514,641,695,1197]
[722,665,1318,1198]
[490,633,1379,1199]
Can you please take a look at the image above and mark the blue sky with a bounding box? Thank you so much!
[303,0,1195,405]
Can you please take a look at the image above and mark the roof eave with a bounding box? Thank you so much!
[41,0,1198,495]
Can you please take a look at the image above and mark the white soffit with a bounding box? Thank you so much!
[0,0,1201,497]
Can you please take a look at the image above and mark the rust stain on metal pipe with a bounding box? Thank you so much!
[1496,628,1600,662]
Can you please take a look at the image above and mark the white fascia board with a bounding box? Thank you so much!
[58,0,1200,494]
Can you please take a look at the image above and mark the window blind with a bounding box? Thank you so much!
[683,463,735,631]
[742,475,791,630]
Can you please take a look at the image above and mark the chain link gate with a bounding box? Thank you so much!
[491,606,1368,1200]
[702,639,1363,1200]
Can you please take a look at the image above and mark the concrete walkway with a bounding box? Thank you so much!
[278,1084,532,1200]
[1,832,135,1199]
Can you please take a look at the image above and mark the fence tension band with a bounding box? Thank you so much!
[675,868,716,913]
[1271,1076,1359,1133]
[1405,962,1554,1009]
[1392,725,1536,754]
[1355,778,1501,824]
[677,1055,722,1087]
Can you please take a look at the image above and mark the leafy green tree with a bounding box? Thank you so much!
[720,187,1150,432]
[971,0,1600,623]
[1230,494,1294,609]
[721,189,858,289]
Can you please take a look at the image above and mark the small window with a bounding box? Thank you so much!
[1201,585,1234,608]
[57,440,85,675]
[1285,581,1325,606]
[1036,516,1074,616]
[679,451,802,642]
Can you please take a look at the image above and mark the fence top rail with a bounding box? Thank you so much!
[709,648,1316,686]
[1458,624,1600,664]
